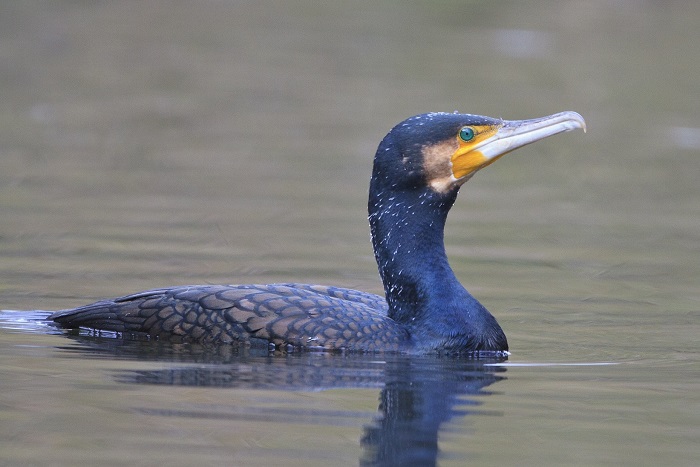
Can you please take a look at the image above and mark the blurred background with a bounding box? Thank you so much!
[3,0,699,353]
[0,1,697,292]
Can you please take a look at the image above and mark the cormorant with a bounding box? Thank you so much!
[50,111,585,354]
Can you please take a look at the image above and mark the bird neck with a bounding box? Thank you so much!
[368,187,463,323]
[368,187,507,352]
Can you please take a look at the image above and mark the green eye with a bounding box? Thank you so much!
[459,126,475,142]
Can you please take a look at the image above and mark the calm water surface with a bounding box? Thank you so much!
[1,1,699,465]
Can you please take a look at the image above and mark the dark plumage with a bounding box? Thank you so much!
[51,111,585,354]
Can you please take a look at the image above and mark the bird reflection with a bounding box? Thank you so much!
[57,334,506,466]
[360,359,503,466]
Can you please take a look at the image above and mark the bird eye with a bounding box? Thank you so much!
[459,126,475,142]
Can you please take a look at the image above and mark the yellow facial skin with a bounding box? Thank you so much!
[451,124,503,180]
[423,111,585,193]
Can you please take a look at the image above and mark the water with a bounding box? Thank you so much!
[1,1,699,465]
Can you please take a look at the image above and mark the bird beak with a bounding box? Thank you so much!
[452,111,586,181]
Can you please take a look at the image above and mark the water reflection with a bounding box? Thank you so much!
[59,334,506,466]
[359,358,504,466]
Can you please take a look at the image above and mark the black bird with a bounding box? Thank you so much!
[50,111,585,354]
